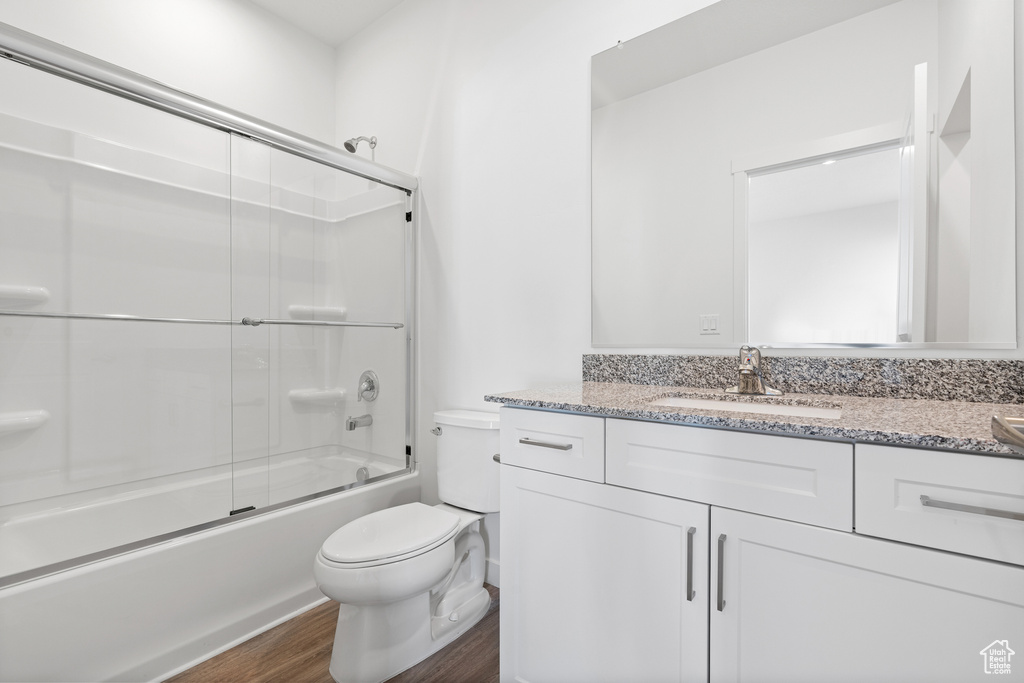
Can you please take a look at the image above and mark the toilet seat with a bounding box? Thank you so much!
[319,502,459,569]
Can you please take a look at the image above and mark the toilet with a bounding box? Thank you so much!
[313,410,500,683]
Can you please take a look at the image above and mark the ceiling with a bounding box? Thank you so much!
[247,0,406,46]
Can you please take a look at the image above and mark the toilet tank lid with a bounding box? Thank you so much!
[434,409,500,430]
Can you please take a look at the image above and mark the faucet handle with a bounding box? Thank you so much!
[357,369,379,402]
[738,344,761,368]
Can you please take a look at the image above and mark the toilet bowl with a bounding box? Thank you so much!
[313,410,500,683]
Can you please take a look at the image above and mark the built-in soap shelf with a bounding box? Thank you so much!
[0,285,50,308]
[288,388,347,406]
[0,410,50,435]
[287,305,346,322]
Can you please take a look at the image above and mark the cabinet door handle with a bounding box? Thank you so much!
[518,437,573,451]
[920,495,1024,522]
[686,527,696,602]
[716,533,727,612]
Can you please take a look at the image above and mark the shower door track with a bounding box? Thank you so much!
[0,21,418,195]
[0,310,405,329]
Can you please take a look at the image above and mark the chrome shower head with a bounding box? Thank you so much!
[344,135,377,153]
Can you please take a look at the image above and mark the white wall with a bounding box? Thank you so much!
[332,0,705,506]
[749,201,901,344]
[335,1,1024,510]
[0,0,337,141]
[2,0,1023,577]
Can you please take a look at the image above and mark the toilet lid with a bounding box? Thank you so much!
[320,502,460,565]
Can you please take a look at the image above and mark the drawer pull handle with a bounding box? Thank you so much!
[686,527,696,602]
[518,437,573,451]
[920,495,1024,522]
[716,534,726,612]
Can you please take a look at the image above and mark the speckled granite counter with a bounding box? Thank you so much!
[484,382,1024,457]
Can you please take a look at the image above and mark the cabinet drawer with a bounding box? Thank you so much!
[856,444,1024,566]
[606,418,853,530]
[499,407,605,482]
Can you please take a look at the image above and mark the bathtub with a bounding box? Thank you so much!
[0,448,405,578]
[0,457,419,682]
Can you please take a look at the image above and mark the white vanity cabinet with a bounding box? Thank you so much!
[711,506,1024,682]
[501,465,709,683]
[500,407,709,683]
[499,405,1024,683]
[605,418,853,530]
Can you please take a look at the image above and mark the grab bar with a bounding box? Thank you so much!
[0,310,403,329]
[0,310,233,325]
[241,317,403,329]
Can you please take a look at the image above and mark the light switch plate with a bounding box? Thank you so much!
[699,313,720,335]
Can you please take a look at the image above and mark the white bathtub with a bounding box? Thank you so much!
[0,460,419,682]
[0,448,405,578]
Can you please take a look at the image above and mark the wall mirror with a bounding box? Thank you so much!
[591,0,1016,348]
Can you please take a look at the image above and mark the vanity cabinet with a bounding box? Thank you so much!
[499,407,605,482]
[499,406,1024,683]
[605,418,853,530]
[711,506,1024,683]
[501,465,709,682]
[855,443,1024,566]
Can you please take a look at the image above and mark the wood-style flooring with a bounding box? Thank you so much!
[166,584,499,683]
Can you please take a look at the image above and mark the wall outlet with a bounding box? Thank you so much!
[699,313,720,335]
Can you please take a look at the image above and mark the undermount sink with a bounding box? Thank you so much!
[649,395,843,420]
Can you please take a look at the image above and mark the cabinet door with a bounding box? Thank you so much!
[501,465,709,683]
[711,507,1024,683]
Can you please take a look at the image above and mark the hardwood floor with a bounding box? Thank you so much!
[167,584,499,683]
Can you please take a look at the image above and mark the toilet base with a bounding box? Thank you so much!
[327,583,491,683]
[326,520,491,683]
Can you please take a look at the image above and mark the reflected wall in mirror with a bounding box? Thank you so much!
[747,144,903,344]
[591,0,1016,348]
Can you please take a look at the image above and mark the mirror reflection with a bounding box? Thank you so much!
[591,0,1016,348]
[748,145,904,344]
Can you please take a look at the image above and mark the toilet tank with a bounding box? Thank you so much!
[434,410,500,513]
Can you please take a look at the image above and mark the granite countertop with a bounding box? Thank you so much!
[484,382,1024,457]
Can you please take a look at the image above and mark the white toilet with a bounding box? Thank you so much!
[313,410,500,683]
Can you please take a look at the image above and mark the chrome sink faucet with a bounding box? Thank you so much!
[726,345,782,396]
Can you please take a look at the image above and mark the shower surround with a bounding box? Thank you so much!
[0,22,420,682]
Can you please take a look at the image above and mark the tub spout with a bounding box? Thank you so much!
[346,414,373,431]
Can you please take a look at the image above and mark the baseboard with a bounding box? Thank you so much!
[485,557,500,589]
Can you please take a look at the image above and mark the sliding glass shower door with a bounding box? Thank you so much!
[0,55,411,583]
[230,138,409,512]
